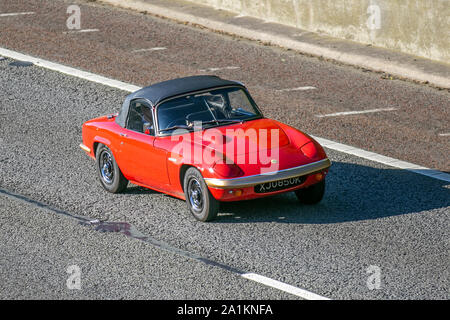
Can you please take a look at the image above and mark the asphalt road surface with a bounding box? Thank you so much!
[0,56,449,300]
[0,0,449,172]
[1,0,449,301]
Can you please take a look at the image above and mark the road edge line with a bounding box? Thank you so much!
[0,47,141,93]
[312,136,450,182]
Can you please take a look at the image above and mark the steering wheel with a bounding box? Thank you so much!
[166,117,189,128]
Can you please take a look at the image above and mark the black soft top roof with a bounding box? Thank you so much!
[116,75,245,127]
[130,75,243,106]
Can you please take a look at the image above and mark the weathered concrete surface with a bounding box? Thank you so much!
[189,0,450,63]
[97,0,450,88]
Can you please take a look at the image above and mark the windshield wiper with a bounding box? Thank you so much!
[160,119,246,133]
[158,124,193,133]
[199,119,244,126]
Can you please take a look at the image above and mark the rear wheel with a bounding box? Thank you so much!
[96,144,128,193]
[295,179,325,204]
[183,167,220,222]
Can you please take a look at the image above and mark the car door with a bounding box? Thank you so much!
[119,99,170,188]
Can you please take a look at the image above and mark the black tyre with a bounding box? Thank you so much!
[183,167,220,222]
[295,179,325,204]
[96,144,128,193]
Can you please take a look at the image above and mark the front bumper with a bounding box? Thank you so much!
[204,158,331,189]
[79,143,91,153]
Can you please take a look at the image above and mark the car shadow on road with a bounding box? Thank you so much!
[215,161,450,224]
[123,185,159,195]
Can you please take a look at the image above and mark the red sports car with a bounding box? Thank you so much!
[80,76,331,221]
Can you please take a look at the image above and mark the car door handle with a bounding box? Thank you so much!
[120,133,128,137]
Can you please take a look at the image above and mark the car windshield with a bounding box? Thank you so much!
[156,87,262,133]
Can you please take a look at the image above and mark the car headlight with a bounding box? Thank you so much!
[212,161,243,178]
[300,141,318,159]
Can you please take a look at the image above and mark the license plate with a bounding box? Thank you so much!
[254,176,306,193]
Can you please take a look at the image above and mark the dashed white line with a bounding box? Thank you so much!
[1,47,448,183]
[199,66,240,72]
[0,12,35,17]
[315,107,397,118]
[438,133,450,137]
[63,29,100,34]
[276,86,317,92]
[241,273,330,300]
[292,32,309,37]
[132,47,167,53]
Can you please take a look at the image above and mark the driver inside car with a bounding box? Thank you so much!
[141,106,154,135]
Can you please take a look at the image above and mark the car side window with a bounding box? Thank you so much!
[126,100,154,135]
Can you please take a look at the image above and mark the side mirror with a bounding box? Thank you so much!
[143,122,154,135]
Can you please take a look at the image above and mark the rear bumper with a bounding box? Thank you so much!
[204,158,331,189]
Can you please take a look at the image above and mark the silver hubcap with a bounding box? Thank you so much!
[100,150,114,184]
[188,178,203,212]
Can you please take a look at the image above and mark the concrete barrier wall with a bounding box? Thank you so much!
[187,0,450,63]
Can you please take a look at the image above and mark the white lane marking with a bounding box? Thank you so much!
[199,66,240,72]
[1,47,448,183]
[276,86,317,92]
[438,133,450,137]
[241,273,330,300]
[132,47,167,53]
[312,136,450,182]
[0,12,35,17]
[292,32,309,37]
[316,107,397,118]
[0,47,141,92]
[63,29,100,34]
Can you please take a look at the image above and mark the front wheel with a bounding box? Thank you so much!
[183,167,220,222]
[295,179,325,204]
